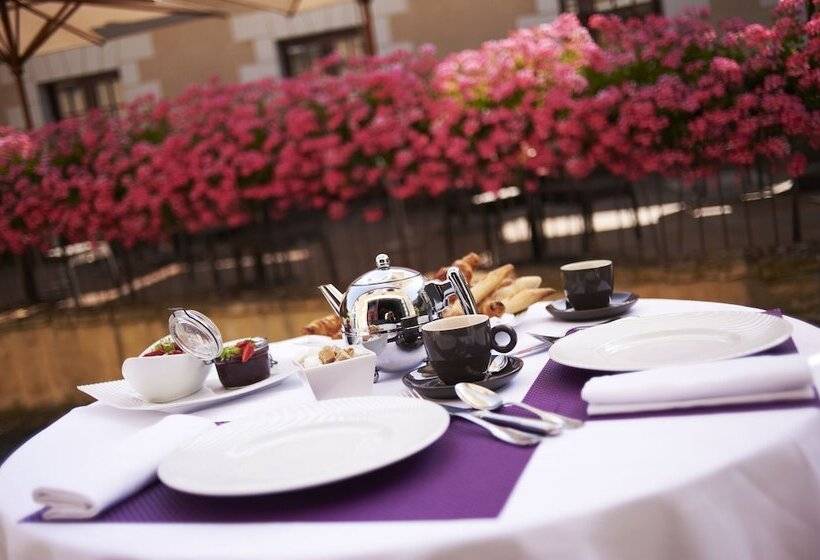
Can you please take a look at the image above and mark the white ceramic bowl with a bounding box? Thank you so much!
[295,346,376,401]
[121,343,211,403]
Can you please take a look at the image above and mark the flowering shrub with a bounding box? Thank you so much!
[426,14,599,193]
[582,0,819,180]
[0,0,817,254]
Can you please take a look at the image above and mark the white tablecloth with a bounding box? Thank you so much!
[2,299,820,560]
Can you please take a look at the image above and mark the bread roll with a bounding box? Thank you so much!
[502,287,556,315]
[493,275,541,301]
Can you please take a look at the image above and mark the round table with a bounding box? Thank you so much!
[2,299,820,560]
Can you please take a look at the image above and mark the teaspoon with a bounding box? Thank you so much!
[455,382,584,429]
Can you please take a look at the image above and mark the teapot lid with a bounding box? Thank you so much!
[351,253,420,287]
[168,308,223,361]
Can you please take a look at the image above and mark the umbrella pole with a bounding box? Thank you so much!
[10,63,34,130]
[356,0,375,55]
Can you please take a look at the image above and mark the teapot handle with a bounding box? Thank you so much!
[446,266,478,315]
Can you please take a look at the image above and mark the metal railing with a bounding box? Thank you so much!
[0,165,817,313]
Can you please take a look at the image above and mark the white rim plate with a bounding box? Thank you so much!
[78,361,293,414]
[158,396,450,496]
[548,310,792,371]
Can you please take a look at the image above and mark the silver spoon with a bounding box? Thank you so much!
[487,354,509,373]
[474,355,512,379]
[403,389,541,446]
[455,382,585,429]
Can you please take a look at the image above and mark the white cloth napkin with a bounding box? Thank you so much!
[581,355,817,416]
[33,414,212,520]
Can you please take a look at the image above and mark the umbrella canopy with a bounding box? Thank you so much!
[1,0,373,129]
[0,1,218,129]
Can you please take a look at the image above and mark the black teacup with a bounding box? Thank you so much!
[421,314,517,385]
[560,259,614,310]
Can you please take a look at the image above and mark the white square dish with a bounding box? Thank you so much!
[296,346,376,400]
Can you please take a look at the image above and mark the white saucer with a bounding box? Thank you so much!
[549,310,792,372]
[158,396,449,496]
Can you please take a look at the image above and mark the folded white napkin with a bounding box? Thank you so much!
[581,355,817,416]
[33,414,212,520]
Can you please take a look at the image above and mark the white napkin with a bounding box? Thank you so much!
[33,414,212,520]
[581,355,817,416]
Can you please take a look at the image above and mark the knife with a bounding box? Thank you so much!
[437,403,562,436]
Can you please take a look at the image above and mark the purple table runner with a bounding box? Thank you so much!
[26,405,540,524]
[25,310,818,524]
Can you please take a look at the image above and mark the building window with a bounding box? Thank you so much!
[561,0,662,23]
[277,27,366,77]
[42,71,122,122]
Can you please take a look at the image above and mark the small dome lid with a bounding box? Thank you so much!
[350,253,420,287]
[168,308,223,361]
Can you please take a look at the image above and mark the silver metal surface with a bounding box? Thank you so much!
[446,265,478,315]
[512,340,555,357]
[318,284,343,318]
[471,409,561,436]
[526,333,561,343]
[319,253,478,374]
[488,354,509,373]
[404,389,541,446]
[455,382,584,429]
[375,253,391,269]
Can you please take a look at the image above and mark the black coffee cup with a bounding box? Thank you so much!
[560,259,614,310]
[420,314,517,385]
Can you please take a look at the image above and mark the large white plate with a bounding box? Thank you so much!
[548,311,792,372]
[78,363,295,414]
[158,396,450,496]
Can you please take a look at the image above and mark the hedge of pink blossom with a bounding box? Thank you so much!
[0,0,817,254]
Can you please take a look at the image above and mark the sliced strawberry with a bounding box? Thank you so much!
[241,342,254,363]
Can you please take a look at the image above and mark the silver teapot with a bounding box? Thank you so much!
[319,253,477,375]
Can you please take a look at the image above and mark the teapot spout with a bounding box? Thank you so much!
[318,284,344,317]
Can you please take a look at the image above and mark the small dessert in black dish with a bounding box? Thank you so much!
[215,337,272,388]
[403,356,524,399]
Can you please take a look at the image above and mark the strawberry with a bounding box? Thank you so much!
[143,350,164,357]
[241,342,254,363]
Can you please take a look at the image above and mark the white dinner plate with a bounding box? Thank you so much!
[78,361,294,414]
[548,310,792,372]
[158,396,450,496]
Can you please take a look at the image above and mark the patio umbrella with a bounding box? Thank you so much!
[0,1,220,130]
[1,1,374,130]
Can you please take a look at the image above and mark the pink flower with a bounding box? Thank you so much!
[711,56,742,82]
[362,206,384,223]
[787,153,807,177]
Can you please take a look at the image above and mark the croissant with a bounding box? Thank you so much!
[432,257,475,284]
[302,314,342,338]
[479,299,505,317]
